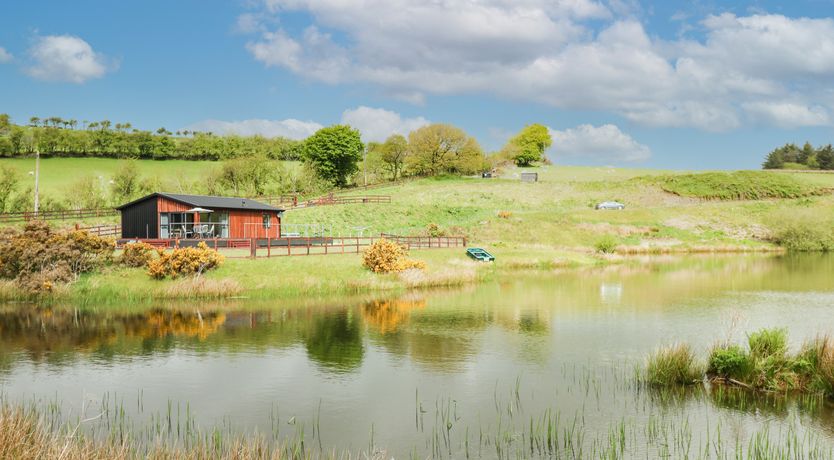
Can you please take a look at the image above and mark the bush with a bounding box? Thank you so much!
[147,242,224,279]
[772,210,834,252]
[0,221,114,294]
[645,343,703,386]
[594,235,618,254]
[748,328,788,360]
[707,345,751,379]
[119,242,156,267]
[425,223,445,237]
[497,210,512,219]
[362,239,426,273]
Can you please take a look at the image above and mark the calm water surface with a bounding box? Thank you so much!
[2,254,834,457]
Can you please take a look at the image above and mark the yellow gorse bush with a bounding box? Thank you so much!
[362,239,426,273]
[147,242,224,279]
[119,242,156,268]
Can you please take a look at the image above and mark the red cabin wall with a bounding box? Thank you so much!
[155,197,281,239]
[228,210,281,239]
[158,197,192,213]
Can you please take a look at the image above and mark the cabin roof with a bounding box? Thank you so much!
[116,193,284,212]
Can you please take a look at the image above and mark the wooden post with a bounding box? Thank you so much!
[267,235,271,258]
[306,237,311,255]
[250,238,257,258]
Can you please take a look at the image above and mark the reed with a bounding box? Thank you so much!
[644,343,704,386]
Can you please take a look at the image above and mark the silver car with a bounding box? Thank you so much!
[595,201,625,210]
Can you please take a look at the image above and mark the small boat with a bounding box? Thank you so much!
[467,247,495,262]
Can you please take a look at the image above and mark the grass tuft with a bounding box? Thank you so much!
[645,343,703,386]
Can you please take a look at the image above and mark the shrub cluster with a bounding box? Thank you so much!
[594,235,618,254]
[497,210,512,219]
[362,239,426,273]
[701,329,834,397]
[425,223,445,237]
[119,242,157,267]
[147,242,224,279]
[0,221,114,293]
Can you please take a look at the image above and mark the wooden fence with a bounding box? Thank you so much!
[259,194,392,209]
[77,224,121,237]
[116,234,466,258]
[0,208,118,223]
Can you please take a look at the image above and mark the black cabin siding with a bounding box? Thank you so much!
[121,198,158,238]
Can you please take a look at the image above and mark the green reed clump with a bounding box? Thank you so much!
[594,235,618,254]
[707,344,752,381]
[662,328,834,399]
[645,343,703,386]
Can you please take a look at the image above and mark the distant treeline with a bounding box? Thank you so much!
[762,142,834,170]
[0,114,303,161]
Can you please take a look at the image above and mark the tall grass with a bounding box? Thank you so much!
[644,343,703,386]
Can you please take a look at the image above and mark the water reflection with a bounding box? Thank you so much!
[0,254,833,455]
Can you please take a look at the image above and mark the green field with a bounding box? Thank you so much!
[0,157,301,198]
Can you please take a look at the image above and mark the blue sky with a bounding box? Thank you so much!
[2,0,834,169]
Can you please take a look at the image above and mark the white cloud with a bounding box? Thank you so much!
[183,118,323,139]
[0,47,12,63]
[340,106,429,143]
[242,3,834,131]
[743,102,830,128]
[549,124,651,163]
[26,35,112,83]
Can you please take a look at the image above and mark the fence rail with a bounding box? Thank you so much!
[0,207,118,223]
[116,234,466,258]
[259,194,392,209]
[77,224,121,237]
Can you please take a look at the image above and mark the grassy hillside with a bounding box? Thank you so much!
[289,165,834,254]
[0,157,302,197]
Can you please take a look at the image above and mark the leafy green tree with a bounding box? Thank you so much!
[216,155,277,196]
[0,166,18,212]
[378,134,409,180]
[0,114,10,135]
[407,124,485,176]
[111,161,140,204]
[303,125,364,187]
[505,123,552,166]
[762,148,785,169]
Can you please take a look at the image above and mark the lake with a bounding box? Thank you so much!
[2,254,834,457]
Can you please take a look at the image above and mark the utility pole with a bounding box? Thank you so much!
[363,146,367,187]
[33,148,40,216]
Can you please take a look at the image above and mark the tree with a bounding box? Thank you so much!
[817,145,834,170]
[378,134,409,180]
[0,114,10,135]
[505,123,552,166]
[303,125,364,187]
[762,148,785,169]
[0,166,18,212]
[799,142,815,165]
[111,161,140,204]
[407,124,485,176]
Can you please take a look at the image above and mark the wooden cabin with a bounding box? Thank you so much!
[117,193,284,240]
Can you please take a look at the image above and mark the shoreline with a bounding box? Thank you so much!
[0,243,787,306]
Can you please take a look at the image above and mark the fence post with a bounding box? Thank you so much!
[306,237,311,255]
[287,237,291,256]
[250,238,257,258]
[267,236,271,258]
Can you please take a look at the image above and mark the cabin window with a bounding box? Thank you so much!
[262,213,271,229]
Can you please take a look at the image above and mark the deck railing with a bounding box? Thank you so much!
[116,234,466,258]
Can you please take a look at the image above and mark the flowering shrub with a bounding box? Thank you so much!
[147,242,224,279]
[497,210,512,219]
[119,242,156,267]
[362,239,426,273]
[425,223,445,237]
[0,221,114,294]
